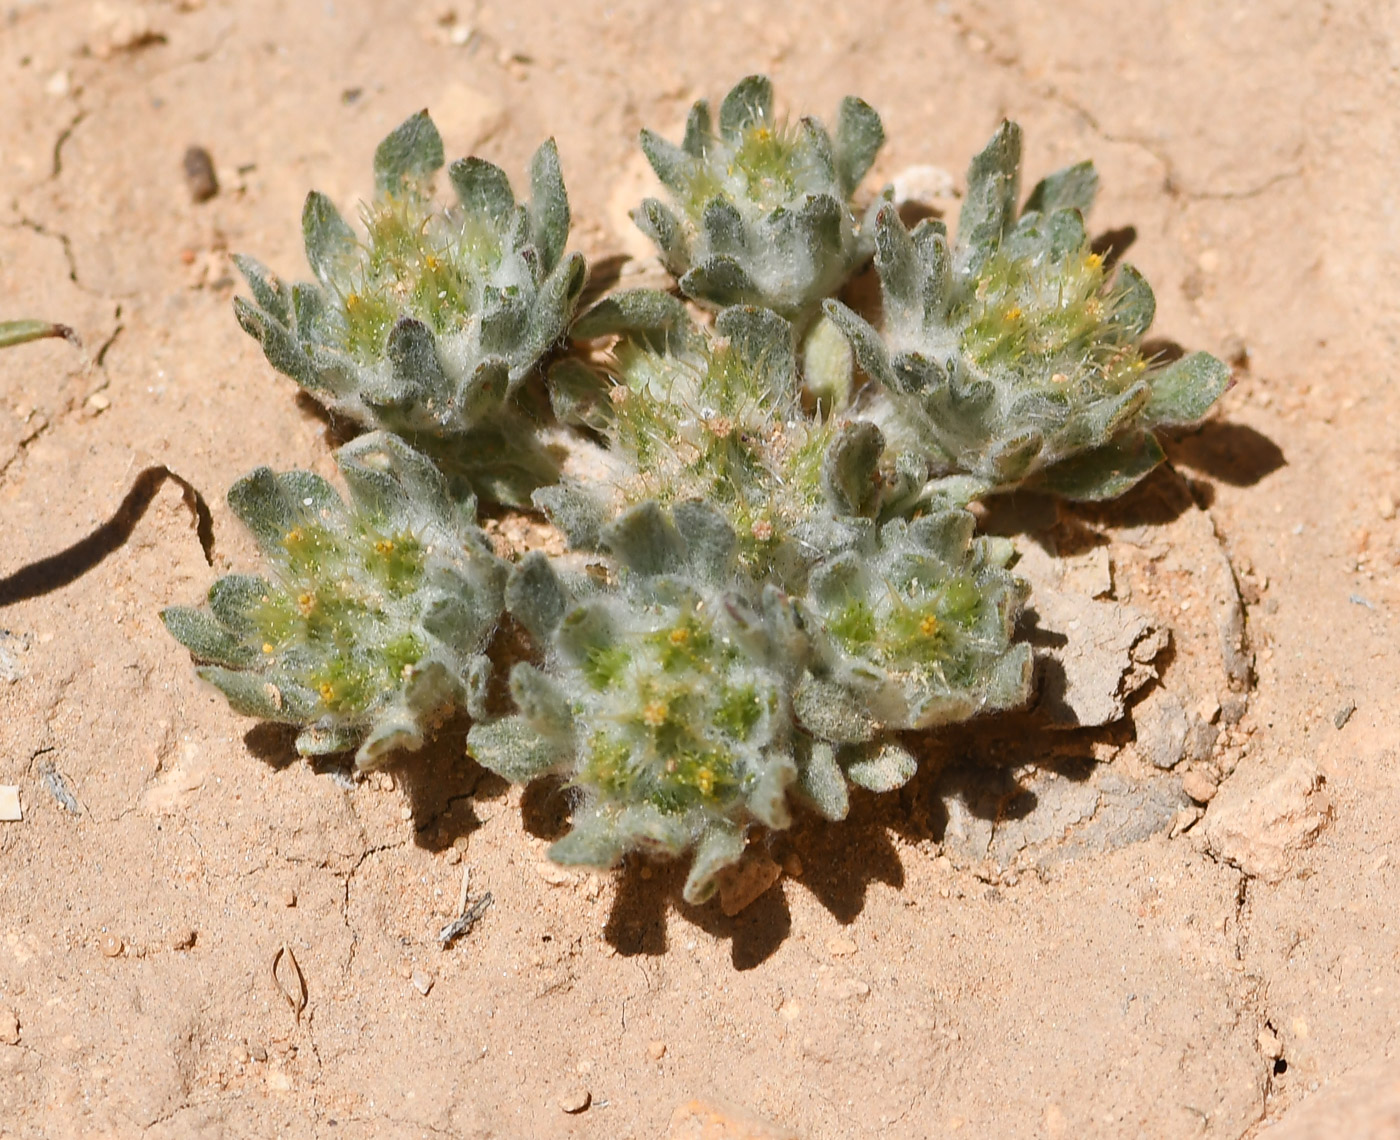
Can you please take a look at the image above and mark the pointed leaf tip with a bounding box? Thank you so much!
[373,109,445,194]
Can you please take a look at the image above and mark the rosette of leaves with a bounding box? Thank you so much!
[825,120,1231,504]
[467,500,811,904]
[632,75,884,328]
[546,296,896,593]
[233,110,586,505]
[162,432,508,769]
[792,511,1033,819]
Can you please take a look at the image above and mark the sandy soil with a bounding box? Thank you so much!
[2,2,1399,1137]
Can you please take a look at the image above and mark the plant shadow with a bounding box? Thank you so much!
[587,701,1126,970]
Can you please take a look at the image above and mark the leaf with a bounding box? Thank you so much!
[295,723,362,757]
[987,428,1045,484]
[548,813,629,868]
[718,74,773,139]
[822,300,895,388]
[1037,431,1166,501]
[672,499,737,581]
[533,481,607,550]
[207,574,272,636]
[161,607,258,668]
[233,298,322,392]
[715,305,794,405]
[506,552,568,642]
[602,500,685,577]
[795,192,843,257]
[985,643,1035,711]
[631,198,690,275]
[467,717,564,782]
[225,467,297,550]
[1023,159,1099,216]
[682,822,747,906]
[682,99,712,156]
[844,740,917,792]
[746,751,796,830]
[0,320,77,349]
[517,252,588,375]
[373,109,445,194]
[793,676,877,744]
[801,311,854,415]
[874,205,921,325]
[528,138,571,271]
[679,256,757,309]
[448,156,515,218]
[822,420,886,517]
[546,357,611,429]
[384,317,450,409]
[701,197,747,257]
[958,120,1023,252]
[833,95,884,197]
[197,666,315,723]
[796,739,849,821]
[1143,351,1232,427]
[233,255,290,325]
[1109,263,1156,341]
[509,662,574,737]
[572,288,695,343]
[337,431,448,521]
[301,191,359,287]
[639,128,691,195]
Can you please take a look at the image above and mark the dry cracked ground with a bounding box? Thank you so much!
[2,2,1399,1138]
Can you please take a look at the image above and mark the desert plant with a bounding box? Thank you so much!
[632,75,883,331]
[163,432,507,769]
[825,121,1230,506]
[166,83,1231,900]
[232,110,586,506]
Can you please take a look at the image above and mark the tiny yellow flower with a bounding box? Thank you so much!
[920,614,939,638]
[668,627,690,647]
[643,701,668,727]
[696,767,715,796]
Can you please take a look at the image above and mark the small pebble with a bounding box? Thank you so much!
[1334,702,1356,730]
[1181,769,1219,804]
[250,1044,268,1063]
[0,786,20,822]
[781,852,803,878]
[182,144,219,203]
[399,805,412,821]
[826,935,857,957]
[411,969,434,996]
[281,888,297,908]
[0,1009,19,1045]
[558,1086,591,1114]
[647,1040,667,1060]
[1258,1027,1284,1060]
[717,852,782,916]
[85,392,110,415]
[534,862,576,886]
[100,933,123,958]
[833,978,870,1000]
[444,847,462,866]
[1379,495,1396,521]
